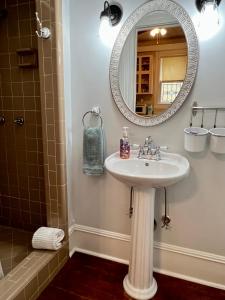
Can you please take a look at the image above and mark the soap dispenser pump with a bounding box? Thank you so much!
[120,127,130,159]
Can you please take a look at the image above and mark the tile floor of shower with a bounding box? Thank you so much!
[0,225,33,278]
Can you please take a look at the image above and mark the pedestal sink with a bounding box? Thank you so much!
[105,151,190,300]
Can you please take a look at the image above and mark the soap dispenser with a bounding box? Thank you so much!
[120,127,130,159]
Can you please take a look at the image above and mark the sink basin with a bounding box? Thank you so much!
[105,151,190,187]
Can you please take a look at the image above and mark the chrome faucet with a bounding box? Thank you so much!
[138,136,161,160]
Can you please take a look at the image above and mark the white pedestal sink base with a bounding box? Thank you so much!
[105,151,190,299]
[123,187,157,300]
[123,275,157,300]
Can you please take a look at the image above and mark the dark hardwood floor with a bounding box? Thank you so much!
[38,252,225,300]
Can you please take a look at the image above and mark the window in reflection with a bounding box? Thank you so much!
[160,81,183,103]
[159,55,187,103]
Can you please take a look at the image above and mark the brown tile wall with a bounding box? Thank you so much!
[0,0,68,298]
[36,0,68,235]
[0,0,46,231]
[0,243,68,300]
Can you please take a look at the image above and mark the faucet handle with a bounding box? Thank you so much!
[147,136,153,144]
[159,146,168,151]
[144,136,152,146]
[155,146,161,160]
[144,137,148,146]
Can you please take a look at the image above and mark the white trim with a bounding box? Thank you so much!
[69,245,76,258]
[69,223,130,262]
[70,224,130,242]
[69,224,225,265]
[154,268,225,291]
[70,247,129,265]
[69,224,225,290]
[154,241,225,265]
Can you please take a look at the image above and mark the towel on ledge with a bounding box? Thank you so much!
[83,127,104,175]
[32,227,65,250]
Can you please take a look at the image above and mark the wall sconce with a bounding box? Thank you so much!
[195,0,222,40]
[99,1,123,47]
[196,0,221,12]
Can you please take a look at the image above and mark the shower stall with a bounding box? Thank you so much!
[0,0,47,277]
[0,0,68,298]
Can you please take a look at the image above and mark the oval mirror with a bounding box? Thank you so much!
[110,0,199,126]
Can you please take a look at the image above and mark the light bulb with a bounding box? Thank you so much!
[150,28,160,37]
[99,15,120,47]
[160,28,167,36]
[201,1,219,25]
[99,16,111,43]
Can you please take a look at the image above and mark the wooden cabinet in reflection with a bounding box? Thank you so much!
[136,55,154,116]
[136,55,153,94]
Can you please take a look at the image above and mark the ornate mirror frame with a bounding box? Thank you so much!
[110,0,199,127]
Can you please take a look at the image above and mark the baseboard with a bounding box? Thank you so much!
[69,223,225,290]
[70,247,129,265]
[69,224,130,263]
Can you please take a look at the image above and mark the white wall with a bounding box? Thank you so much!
[68,0,225,273]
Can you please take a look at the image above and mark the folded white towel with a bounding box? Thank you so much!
[32,227,65,250]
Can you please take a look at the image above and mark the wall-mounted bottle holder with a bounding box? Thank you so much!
[184,127,209,152]
[209,128,225,154]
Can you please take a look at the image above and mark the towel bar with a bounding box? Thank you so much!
[82,110,103,128]
[190,102,225,128]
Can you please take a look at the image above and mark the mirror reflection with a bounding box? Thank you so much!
[119,11,187,117]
